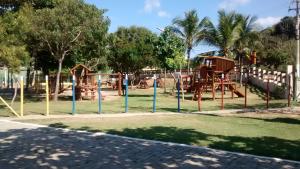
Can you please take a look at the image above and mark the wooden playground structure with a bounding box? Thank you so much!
[45,57,246,103]
[179,56,245,100]
[69,64,122,101]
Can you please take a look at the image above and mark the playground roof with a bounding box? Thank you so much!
[70,64,92,74]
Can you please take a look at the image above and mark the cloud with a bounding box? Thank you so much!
[157,10,170,18]
[255,17,282,28]
[144,0,160,12]
[142,0,170,18]
[219,0,250,9]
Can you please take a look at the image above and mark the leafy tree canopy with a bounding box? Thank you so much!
[155,27,186,70]
[108,26,158,74]
[31,0,110,100]
[0,6,31,72]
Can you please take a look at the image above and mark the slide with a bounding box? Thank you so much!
[228,84,245,97]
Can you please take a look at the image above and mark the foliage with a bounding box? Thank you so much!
[0,7,31,72]
[255,17,295,69]
[273,16,295,39]
[234,14,258,61]
[205,10,243,58]
[31,0,109,100]
[108,26,158,73]
[261,49,289,69]
[171,10,210,69]
[0,0,55,15]
[155,27,186,70]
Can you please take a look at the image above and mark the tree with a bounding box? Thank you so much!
[172,10,210,71]
[32,0,110,101]
[205,10,242,57]
[0,0,55,15]
[108,26,158,74]
[273,16,295,39]
[155,27,186,70]
[0,6,30,72]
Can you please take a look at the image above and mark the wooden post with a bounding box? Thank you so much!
[153,74,157,113]
[198,87,202,112]
[98,75,102,114]
[212,74,215,100]
[221,74,224,110]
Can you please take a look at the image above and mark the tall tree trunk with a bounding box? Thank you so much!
[53,59,63,101]
[187,48,192,74]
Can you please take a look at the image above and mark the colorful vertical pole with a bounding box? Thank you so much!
[72,75,76,115]
[198,88,202,112]
[267,78,270,109]
[125,74,128,113]
[245,69,248,109]
[20,76,24,117]
[98,75,102,114]
[177,77,180,112]
[221,73,224,110]
[45,75,49,116]
[153,74,157,113]
[288,74,291,107]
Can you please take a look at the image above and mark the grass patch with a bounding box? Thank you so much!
[0,86,294,117]
[20,113,300,161]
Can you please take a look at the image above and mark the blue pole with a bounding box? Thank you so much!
[72,75,76,115]
[125,74,128,113]
[177,78,180,112]
[153,75,157,113]
[98,75,102,114]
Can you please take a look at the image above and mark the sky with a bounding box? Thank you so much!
[85,0,293,56]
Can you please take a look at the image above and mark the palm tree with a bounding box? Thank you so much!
[172,10,210,72]
[235,14,258,56]
[205,10,242,57]
[234,14,258,85]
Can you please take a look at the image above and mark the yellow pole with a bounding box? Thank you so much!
[20,76,24,117]
[45,75,49,116]
[0,96,20,117]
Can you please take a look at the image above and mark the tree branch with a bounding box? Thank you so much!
[71,31,82,43]
[45,39,55,57]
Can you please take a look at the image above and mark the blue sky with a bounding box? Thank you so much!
[85,0,293,55]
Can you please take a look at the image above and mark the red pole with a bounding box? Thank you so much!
[244,74,247,109]
[267,78,269,109]
[198,87,202,111]
[221,75,224,110]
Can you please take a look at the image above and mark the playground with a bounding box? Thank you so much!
[1,56,299,164]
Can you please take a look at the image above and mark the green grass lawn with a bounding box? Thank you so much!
[20,113,300,161]
[0,86,293,117]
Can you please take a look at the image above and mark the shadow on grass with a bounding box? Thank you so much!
[223,102,287,110]
[44,121,300,161]
[49,123,69,128]
[106,126,300,161]
[158,107,189,112]
[233,117,300,125]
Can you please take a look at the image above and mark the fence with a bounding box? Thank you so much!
[238,65,293,99]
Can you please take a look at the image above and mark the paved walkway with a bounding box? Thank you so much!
[0,120,299,169]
